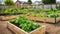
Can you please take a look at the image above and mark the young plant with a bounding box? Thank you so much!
[20,9,28,14]
[29,13,45,17]
[47,13,59,23]
[9,16,40,32]
[5,8,18,15]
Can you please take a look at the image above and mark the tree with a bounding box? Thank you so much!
[28,0,32,5]
[42,0,56,4]
[4,0,14,6]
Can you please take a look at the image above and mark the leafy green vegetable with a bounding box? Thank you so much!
[0,8,19,15]
[9,16,40,32]
[20,9,28,14]
[5,8,18,14]
[29,13,45,17]
[47,13,59,18]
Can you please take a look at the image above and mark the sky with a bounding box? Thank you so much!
[13,0,60,2]
[13,0,41,2]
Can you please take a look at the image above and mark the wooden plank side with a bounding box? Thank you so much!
[7,22,28,34]
[1,15,19,21]
[27,16,57,23]
[7,22,46,34]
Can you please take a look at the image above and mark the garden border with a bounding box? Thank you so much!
[0,15,19,21]
[7,22,46,34]
[27,16,60,23]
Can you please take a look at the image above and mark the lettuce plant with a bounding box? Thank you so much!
[9,16,40,32]
[29,13,45,17]
[5,8,18,14]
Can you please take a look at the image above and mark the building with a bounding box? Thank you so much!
[32,1,44,8]
[15,0,21,7]
[0,0,5,10]
[56,1,60,4]
[33,1,43,5]
[0,0,4,4]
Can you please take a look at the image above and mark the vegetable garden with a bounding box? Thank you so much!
[0,5,60,34]
[0,6,60,23]
[1,0,60,34]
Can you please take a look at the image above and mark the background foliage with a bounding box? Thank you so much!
[4,0,14,6]
[42,0,56,4]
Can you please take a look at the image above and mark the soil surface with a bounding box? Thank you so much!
[0,21,14,34]
[40,22,60,34]
[0,21,60,34]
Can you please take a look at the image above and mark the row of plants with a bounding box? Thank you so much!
[29,12,59,18]
[0,8,19,15]
[0,8,29,15]
[19,7,60,14]
[9,15,40,32]
[20,7,43,13]
[29,9,60,18]
[0,7,42,15]
[0,7,60,16]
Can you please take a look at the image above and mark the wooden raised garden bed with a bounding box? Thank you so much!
[27,16,59,23]
[7,22,46,34]
[56,17,60,22]
[0,15,19,21]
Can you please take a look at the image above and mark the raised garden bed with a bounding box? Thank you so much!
[27,16,60,23]
[7,16,46,34]
[56,17,60,22]
[27,16,57,23]
[0,15,19,21]
[7,22,46,34]
[27,13,60,23]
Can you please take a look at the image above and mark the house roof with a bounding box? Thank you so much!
[15,0,21,4]
[33,1,43,5]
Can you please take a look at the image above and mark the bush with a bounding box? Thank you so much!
[4,0,14,6]
[42,0,56,4]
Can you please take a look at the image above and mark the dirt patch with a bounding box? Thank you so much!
[0,21,14,34]
[0,21,60,34]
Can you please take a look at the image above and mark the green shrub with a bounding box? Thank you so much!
[42,0,56,4]
[4,0,14,6]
